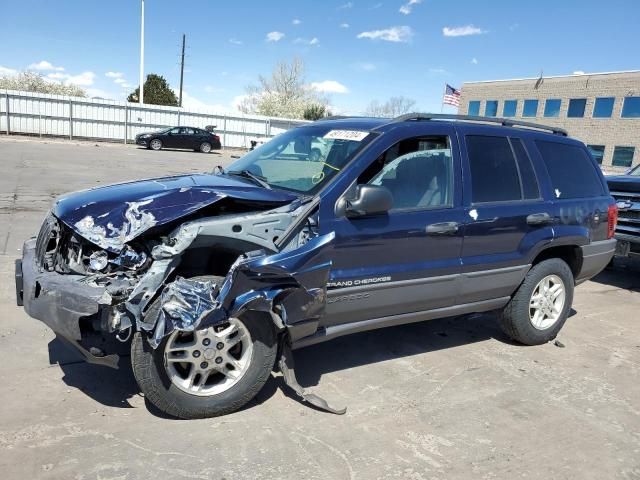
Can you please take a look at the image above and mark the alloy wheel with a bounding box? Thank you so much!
[164,319,253,396]
[529,274,566,330]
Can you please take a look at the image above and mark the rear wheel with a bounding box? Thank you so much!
[131,275,277,419]
[149,139,163,151]
[499,258,574,345]
[199,142,212,153]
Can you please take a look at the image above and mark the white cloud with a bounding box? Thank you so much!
[442,25,487,37]
[338,2,353,9]
[266,31,285,42]
[0,65,18,76]
[292,18,301,25]
[310,80,349,94]
[105,71,123,79]
[228,38,243,45]
[296,37,320,46]
[47,71,95,86]
[28,60,64,71]
[340,23,350,28]
[429,67,449,74]
[357,26,413,43]
[509,23,519,31]
[399,0,422,15]
[175,90,230,112]
[573,70,586,75]
[355,62,376,71]
[471,57,478,64]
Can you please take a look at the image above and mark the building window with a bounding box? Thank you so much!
[587,145,605,164]
[612,146,635,167]
[523,99,538,117]
[567,98,587,118]
[621,97,640,118]
[485,100,498,117]
[468,100,480,116]
[544,99,562,117]
[593,97,615,118]
[503,100,517,117]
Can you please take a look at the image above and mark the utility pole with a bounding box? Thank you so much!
[178,33,186,107]
[139,0,145,105]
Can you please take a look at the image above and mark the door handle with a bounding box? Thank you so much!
[526,212,553,226]
[426,222,459,235]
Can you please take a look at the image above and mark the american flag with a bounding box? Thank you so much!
[443,84,461,107]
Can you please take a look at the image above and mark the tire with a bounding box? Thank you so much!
[149,139,163,151]
[199,142,212,153]
[131,275,277,419]
[499,258,574,345]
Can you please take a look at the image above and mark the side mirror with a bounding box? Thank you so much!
[345,185,393,218]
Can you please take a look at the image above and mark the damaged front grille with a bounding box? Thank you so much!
[35,214,61,271]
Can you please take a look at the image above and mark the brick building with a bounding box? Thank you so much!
[458,70,640,169]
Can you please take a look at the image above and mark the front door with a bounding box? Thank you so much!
[320,126,464,327]
[164,127,183,148]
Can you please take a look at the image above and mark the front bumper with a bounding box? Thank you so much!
[16,238,120,368]
[136,137,149,146]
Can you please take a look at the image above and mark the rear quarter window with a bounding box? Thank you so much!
[535,140,605,199]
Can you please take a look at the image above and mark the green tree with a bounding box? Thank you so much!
[127,74,178,106]
[303,103,331,120]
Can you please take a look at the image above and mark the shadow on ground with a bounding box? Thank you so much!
[46,311,512,416]
[591,257,640,291]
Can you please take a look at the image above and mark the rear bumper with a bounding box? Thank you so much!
[17,239,120,368]
[575,239,617,285]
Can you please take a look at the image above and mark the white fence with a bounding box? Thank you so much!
[0,89,307,148]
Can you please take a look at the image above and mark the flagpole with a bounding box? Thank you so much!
[440,83,446,113]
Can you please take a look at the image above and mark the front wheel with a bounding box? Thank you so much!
[149,139,163,151]
[131,277,277,419]
[499,258,574,345]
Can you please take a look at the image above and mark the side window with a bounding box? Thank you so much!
[182,128,195,135]
[169,127,181,135]
[536,140,605,199]
[510,138,540,199]
[361,136,454,211]
[466,135,522,203]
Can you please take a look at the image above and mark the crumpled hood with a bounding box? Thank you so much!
[53,173,298,252]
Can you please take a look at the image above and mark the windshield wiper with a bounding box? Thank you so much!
[226,170,272,189]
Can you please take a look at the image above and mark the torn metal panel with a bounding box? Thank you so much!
[279,343,346,415]
[150,277,219,348]
[145,232,334,347]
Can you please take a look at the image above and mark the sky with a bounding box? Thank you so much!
[1,0,639,114]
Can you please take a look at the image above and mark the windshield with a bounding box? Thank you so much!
[628,164,640,176]
[226,125,375,193]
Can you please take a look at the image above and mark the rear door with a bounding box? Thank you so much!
[180,127,198,149]
[458,127,552,303]
[320,124,465,327]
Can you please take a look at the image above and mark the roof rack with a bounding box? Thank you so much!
[390,113,568,136]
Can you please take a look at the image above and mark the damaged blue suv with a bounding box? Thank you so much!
[15,114,617,418]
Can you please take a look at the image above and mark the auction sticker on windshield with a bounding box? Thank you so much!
[323,130,369,142]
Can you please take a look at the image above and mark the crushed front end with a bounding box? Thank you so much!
[16,214,145,367]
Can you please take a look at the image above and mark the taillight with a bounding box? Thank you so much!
[607,204,618,239]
